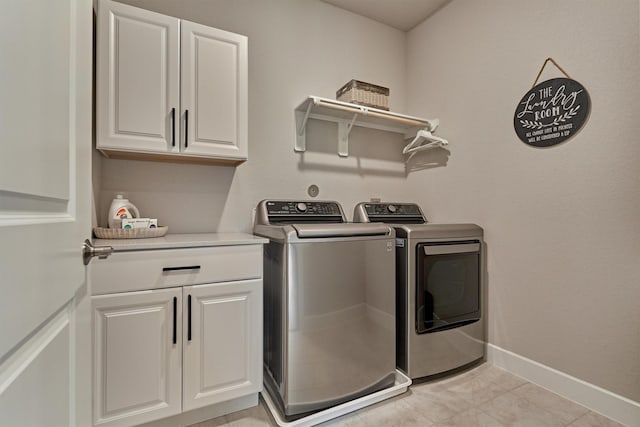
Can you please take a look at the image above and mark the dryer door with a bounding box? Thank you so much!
[416,241,481,334]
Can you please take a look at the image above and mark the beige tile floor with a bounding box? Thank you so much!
[189,363,625,427]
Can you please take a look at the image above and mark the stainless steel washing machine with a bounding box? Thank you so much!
[254,200,396,419]
[354,202,485,380]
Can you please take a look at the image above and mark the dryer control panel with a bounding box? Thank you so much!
[353,202,426,224]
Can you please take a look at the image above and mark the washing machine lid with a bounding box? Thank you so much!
[292,223,391,238]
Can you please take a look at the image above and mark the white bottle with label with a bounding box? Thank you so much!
[108,194,140,228]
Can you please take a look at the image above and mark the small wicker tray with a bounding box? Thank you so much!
[93,226,168,239]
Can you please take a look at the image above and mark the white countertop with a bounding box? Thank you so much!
[94,232,268,251]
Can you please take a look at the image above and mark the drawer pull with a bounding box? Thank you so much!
[162,265,201,272]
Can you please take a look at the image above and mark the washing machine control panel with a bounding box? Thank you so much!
[264,201,345,223]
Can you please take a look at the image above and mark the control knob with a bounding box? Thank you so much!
[387,204,397,213]
[296,202,307,212]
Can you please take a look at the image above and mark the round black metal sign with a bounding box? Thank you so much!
[513,77,590,147]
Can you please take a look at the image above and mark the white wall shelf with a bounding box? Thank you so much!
[294,96,431,157]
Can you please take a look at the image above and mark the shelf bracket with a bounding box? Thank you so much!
[337,113,358,157]
[294,102,313,152]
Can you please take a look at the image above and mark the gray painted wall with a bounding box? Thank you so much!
[97,0,410,231]
[94,0,640,404]
[407,0,640,402]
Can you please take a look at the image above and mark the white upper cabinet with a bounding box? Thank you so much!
[96,0,248,165]
[96,0,180,154]
[181,21,248,160]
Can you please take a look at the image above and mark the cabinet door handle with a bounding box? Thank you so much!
[172,296,177,345]
[162,265,201,272]
[184,109,189,148]
[171,107,176,147]
[187,294,192,341]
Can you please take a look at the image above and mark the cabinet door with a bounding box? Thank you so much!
[181,20,248,160]
[93,288,182,427]
[183,279,262,412]
[97,0,180,153]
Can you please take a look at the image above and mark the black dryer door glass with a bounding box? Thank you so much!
[416,241,480,334]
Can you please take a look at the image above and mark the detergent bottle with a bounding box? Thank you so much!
[108,193,140,228]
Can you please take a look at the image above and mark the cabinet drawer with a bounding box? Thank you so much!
[91,245,262,295]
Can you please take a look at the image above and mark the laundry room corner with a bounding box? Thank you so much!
[406,0,640,413]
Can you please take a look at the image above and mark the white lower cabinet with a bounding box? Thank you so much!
[93,288,182,427]
[183,280,262,411]
[91,238,264,427]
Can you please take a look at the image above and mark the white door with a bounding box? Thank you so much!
[182,279,262,412]
[181,20,248,160]
[0,0,92,426]
[93,288,182,427]
[96,0,180,154]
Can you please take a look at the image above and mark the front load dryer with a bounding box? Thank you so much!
[354,202,485,380]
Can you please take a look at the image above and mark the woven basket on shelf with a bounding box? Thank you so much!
[336,80,390,111]
[93,226,168,239]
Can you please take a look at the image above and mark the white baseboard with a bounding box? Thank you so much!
[487,344,640,426]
